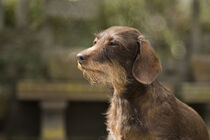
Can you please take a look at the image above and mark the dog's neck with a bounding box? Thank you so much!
[112,77,163,105]
[113,75,147,95]
[108,79,162,136]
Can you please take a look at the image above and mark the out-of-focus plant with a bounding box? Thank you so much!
[0,0,210,83]
[103,0,194,60]
[201,0,210,32]
[200,0,210,53]
[28,0,44,29]
[2,0,16,27]
[0,29,48,82]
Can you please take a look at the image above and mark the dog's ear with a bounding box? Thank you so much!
[132,35,162,85]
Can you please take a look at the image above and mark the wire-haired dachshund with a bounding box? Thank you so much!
[76,26,209,140]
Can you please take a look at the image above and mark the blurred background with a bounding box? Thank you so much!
[0,0,210,139]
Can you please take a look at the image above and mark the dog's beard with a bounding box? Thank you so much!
[83,69,111,85]
[78,61,127,92]
[78,62,113,85]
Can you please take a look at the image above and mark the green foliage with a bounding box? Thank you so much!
[103,0,193,60]
[49,17,98,47]
[2,0,16,27]
[28,0,44,29]
[0,29,48,82]
[103,0,146,28]
[0,0,210,82]
[201,1,210,32]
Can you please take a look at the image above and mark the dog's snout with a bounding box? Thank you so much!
[76,53,89,64]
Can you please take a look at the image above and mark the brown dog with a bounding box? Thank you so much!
[76,26,209,140]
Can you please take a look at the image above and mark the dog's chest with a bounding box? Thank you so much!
[106,96,147,140]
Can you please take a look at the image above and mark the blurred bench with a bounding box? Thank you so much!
[180,82,210,134]
[179,55,210,134]
[180,83,210,103]
[17,82,109,101]
[17,48,110,140]
[17,81,109,140]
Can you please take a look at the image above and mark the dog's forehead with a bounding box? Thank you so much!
[106,26,139,36]
[106,26,139,32]
[96,26,140,41]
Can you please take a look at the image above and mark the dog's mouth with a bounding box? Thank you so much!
[77,63,105,74]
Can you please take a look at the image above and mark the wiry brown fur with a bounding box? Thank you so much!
[76,26,209,140]
[78,60,127,89]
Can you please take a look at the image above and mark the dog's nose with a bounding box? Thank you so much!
[76,53,89,64]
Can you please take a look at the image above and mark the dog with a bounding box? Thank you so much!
[76,26,209,140]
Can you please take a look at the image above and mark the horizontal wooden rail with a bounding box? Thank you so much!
[17,81,110,101]
[180,82,210,103]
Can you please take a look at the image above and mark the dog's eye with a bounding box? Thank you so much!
[108,41,118,46]
[93,40,97,45]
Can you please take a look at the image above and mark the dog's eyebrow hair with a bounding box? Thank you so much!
[93,32,103,39]
[93,33,98,37]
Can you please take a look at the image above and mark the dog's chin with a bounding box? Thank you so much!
[81,69,110,85]
[83,70,108,85]
[77,62,113,85]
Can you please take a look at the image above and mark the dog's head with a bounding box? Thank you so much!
[76,26,161,89]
